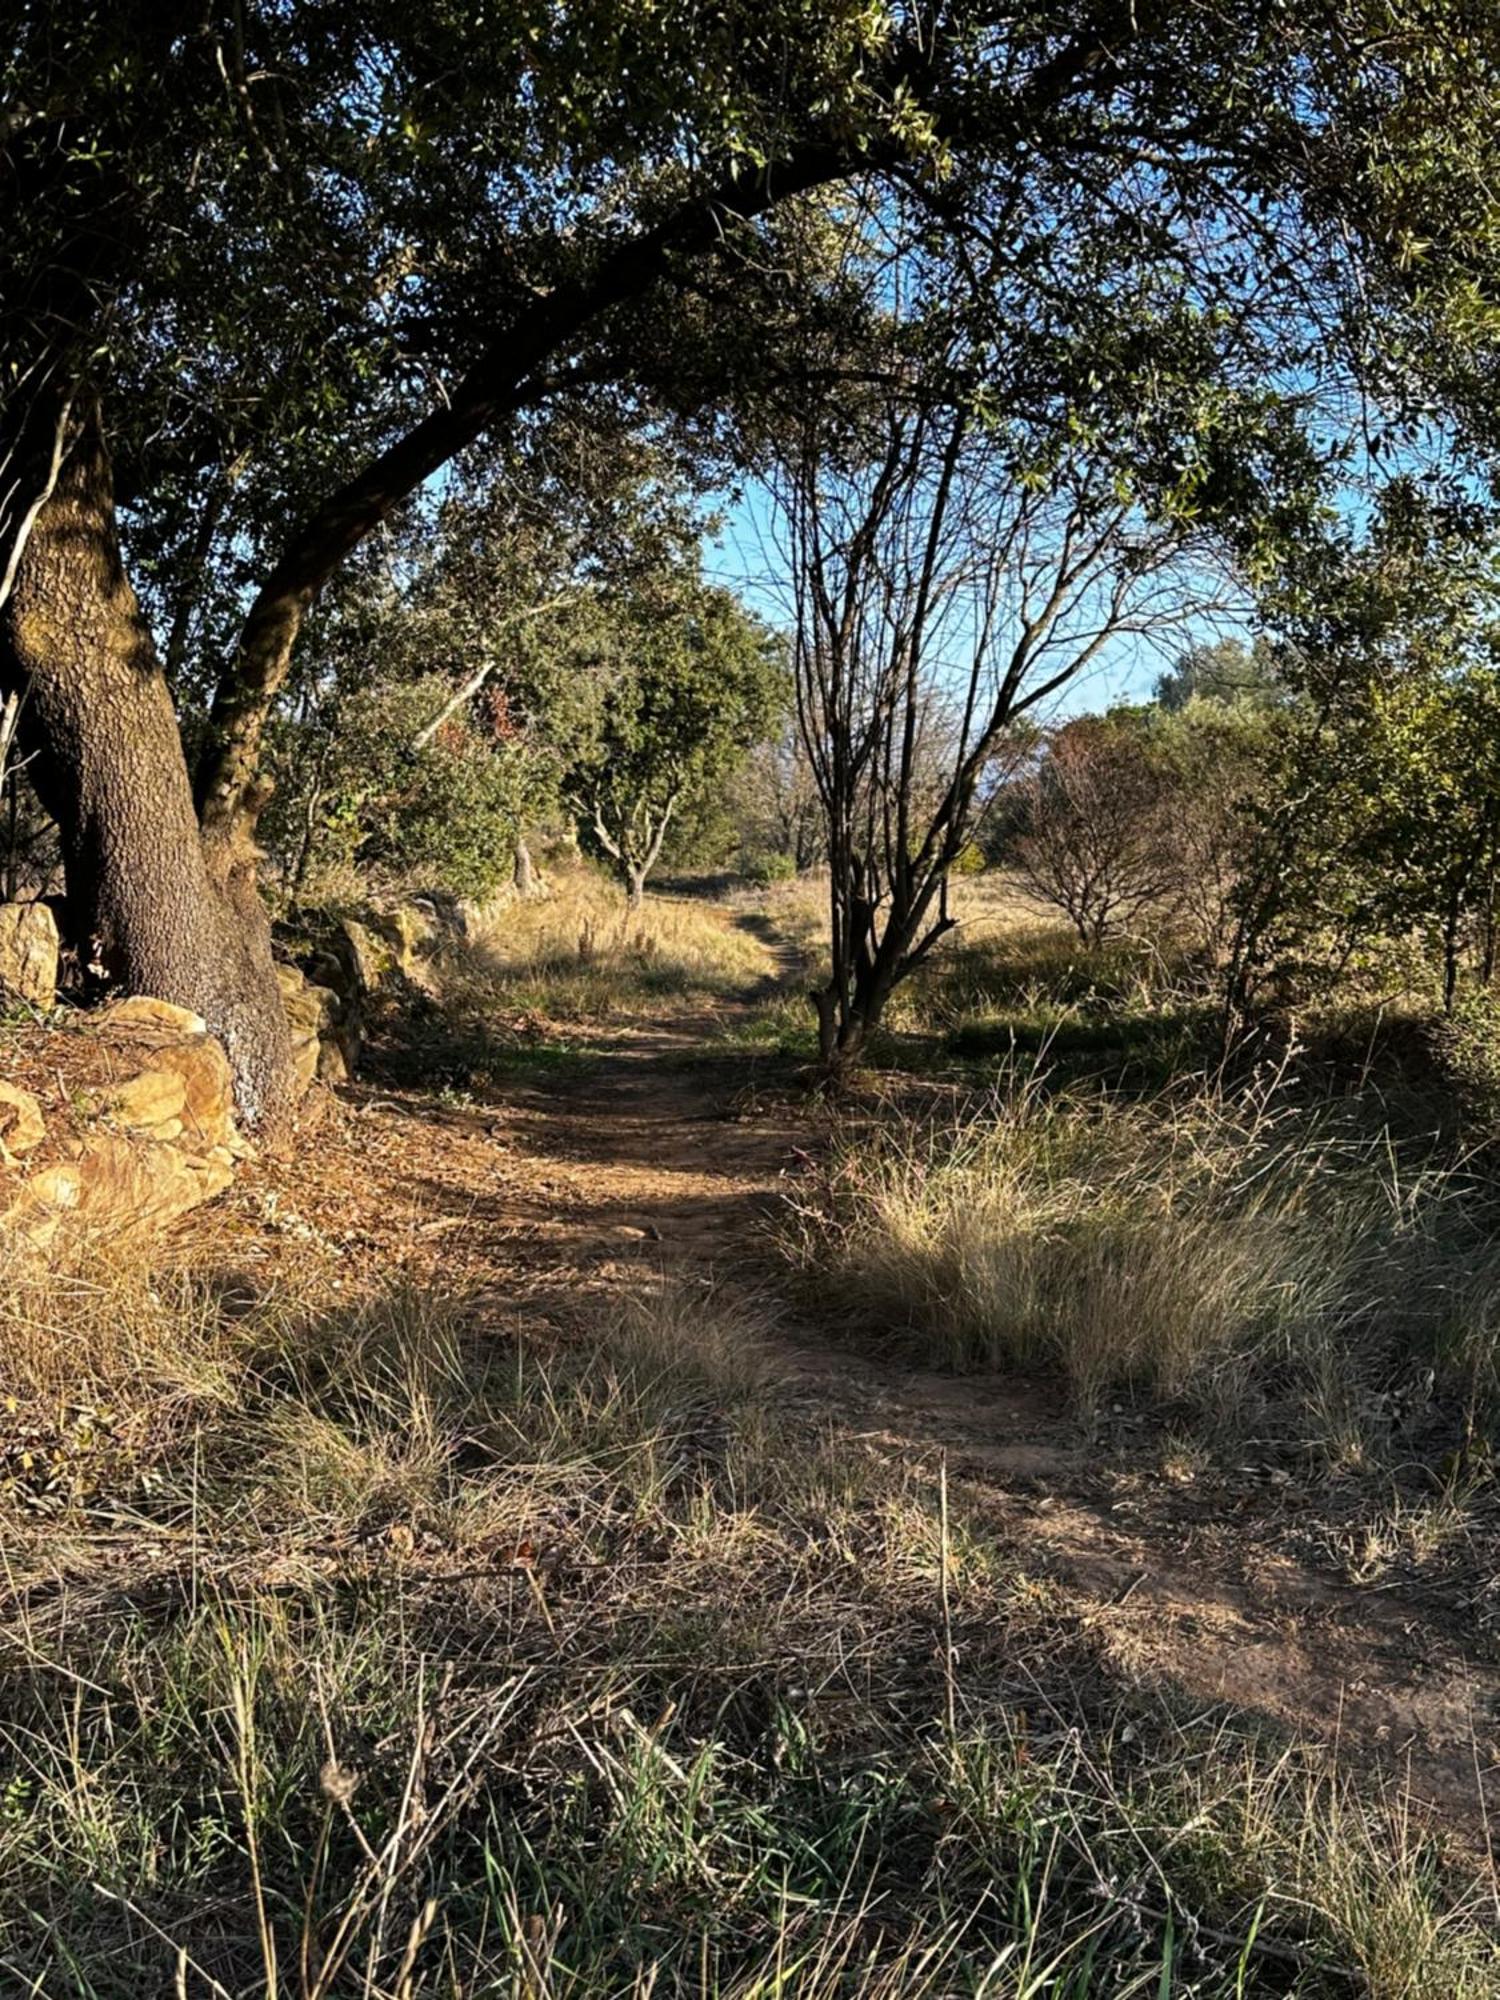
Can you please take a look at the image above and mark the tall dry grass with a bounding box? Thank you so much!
[4,1246,1494,1994]
[452,865,775,1021]
[794,1061,1500,1450]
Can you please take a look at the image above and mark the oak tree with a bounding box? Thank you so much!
[6,1,1500,1116]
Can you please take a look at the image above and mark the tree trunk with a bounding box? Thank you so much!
[513,835,538,898]
[0,404,296,1127]
[1440,884,1463,1016]
[626,866,646,913]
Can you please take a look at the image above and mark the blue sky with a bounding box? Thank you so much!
[702,477,1247,723]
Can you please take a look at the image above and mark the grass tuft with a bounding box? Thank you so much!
[4,1254,1494,1993]
[791,1061,1500,1451]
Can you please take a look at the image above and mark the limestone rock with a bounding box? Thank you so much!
[0,1081,45,1158]
[316,1036,351,1084]
[82,1067,188,1137]
[94,995,207,1039]
[283,979,340,1038]
[407,888,470,937]
[5,1132,234,1246]
[0,901,59,1010]
[90,1001,237,1149]
[308,949,352,998]
[0,994,245,1249]
[336,918,390,995]
[364,903,431,974]
[148,1035,237,1148]
[278,959,358,1088]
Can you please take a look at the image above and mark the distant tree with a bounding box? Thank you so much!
[1154,637,1280,712]
[1227,484,1500,1023]
[731,726,827,876]
[1155,701,1280,962]
[266,678,539,904]
[999,702,1275,955]
[562,586,786,909]
[1234,664,1500,1017]
[1012,713,1181,946]
[261,426,717,904]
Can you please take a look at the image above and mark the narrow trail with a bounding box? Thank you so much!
[319,920,1500,1850]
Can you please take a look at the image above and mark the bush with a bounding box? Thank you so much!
[741,848,798,886]
[265,675,543,902]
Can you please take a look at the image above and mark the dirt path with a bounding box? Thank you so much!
[293,933,1500,1850]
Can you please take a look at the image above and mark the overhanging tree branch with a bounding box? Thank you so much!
[193,8,1160,842]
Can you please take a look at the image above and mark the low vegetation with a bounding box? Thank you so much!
[448,868,776,1024]
[796,1062,1500,1453]
[4,1237,1496,1997]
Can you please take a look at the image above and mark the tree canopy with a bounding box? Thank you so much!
[10,2,1500,1114]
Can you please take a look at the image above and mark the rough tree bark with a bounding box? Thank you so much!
[0,404,296,1125]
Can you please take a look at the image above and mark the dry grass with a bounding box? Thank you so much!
[4,1240,1495,1995]
[450,866,775,1022]
[793,1061,1500,1449]
[5,880,1500,1994]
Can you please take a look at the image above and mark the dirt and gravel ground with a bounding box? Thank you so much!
[202,907,1500,1857]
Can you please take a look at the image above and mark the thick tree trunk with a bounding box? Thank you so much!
[0,405,296,1127]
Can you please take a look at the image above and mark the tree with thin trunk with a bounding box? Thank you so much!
[775,367,1224,1075]
[1011,714,1183,948]
[561,584,786,911]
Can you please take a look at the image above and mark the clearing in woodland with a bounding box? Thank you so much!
[3,874,1499,1997]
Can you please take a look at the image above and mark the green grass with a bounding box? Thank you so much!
[1,1250,1496,1995]
[369,994,605,1099]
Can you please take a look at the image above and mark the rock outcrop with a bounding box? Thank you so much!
[277,962,359,1087]
[273,894,445,1090]
[0,900,59,1010]
[0,997,243,1248]
[0,1081,46,1161]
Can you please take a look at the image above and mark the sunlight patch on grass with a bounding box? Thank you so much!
[792,1065,1500,1449]
[452,865,776,1020]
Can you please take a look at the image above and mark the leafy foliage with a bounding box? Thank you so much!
[1230,486,1500,1017]
[265,677,540,902]
[998,702,1274,954]
[558,582,789,900]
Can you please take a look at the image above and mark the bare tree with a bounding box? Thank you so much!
[739,725,827,873]
[1012,716,1181,947]
[776,388,1212,1074]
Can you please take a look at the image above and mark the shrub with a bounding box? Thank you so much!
[265,675,542,902]
[741,848,798,887]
